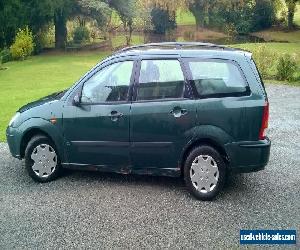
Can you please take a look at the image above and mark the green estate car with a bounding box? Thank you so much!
[6,42,271,200]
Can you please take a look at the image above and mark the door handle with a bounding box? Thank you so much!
[109,110,124,121]
[170,107,188,118]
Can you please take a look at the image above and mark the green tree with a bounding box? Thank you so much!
[252,0,276,31]
[79,0,111,27]
[53,0,77,49]
[151,7,176,34]
[109,0,137,45]
[0,0,111,50]
[285,0,300,29]
[188,0,208,30]
[0,0,25,48]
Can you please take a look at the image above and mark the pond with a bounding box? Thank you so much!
[133,31,266,46]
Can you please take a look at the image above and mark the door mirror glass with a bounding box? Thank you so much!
[73,94,81,106]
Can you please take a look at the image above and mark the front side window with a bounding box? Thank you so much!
[187,60,247,97]
[81,61,134,103]
[137,60,185,101]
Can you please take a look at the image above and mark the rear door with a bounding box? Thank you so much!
[130,56,196,170]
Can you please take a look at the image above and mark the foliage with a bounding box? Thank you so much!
[1,0,111,50]
[0,48,12,63]
[224,23,238,37]
[78,0,111,27]
[232,42,300,82]
[285,0,300,29]
[276,54,298,81]
[10,27,34,60]
[34,26,55,53]
[252,0,276,31]
[139,0,189,13]
[251,45,278,79]
[151,7,176,34]
[185,0,277,33]
[109,0,137,45]
[187,0,207,29]
[73,26,90,44]
[1,0,299,51]
[0,0,25,48]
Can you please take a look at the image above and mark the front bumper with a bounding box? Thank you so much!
[225,138,271,173]
[6,126,22,159]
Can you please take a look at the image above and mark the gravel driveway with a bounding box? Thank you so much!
[0,84,299,249]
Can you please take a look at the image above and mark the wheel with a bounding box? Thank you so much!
[184,145,226,200]
[24,135,61,182]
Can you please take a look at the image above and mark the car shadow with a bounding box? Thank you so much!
[60,168,253,197]
[61,168,186,189]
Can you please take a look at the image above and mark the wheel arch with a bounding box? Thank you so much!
[20,128,57,159]
[179,138,230,176]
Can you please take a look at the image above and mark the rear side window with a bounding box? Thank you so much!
[186,60,248,97]
[137,60,185,101]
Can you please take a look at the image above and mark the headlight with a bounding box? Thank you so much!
[9,112,20,127]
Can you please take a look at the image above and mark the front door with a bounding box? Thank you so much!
[130,58,196,170]
[63,60,135,169]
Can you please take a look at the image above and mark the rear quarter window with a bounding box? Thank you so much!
[250,58,266,91]
[185,59,248,98]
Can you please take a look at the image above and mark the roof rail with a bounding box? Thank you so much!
[114,42,235,54]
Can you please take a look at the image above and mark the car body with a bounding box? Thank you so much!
[6,42,271,200]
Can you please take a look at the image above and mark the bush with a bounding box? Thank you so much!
[34,27,55,54]
[73,26,90,44]
[151,8,176,34]
[252,45,277,79]
[0,48,12,63]
[10,26,34,60]
[276,54,297,82]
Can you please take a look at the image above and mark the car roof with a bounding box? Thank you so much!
[110,42,251,59]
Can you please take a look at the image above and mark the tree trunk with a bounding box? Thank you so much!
[195,13,205,31]
[287,2,296,30]
[189,7,205,31]
[54,11,67,49]
[127,21,133,46]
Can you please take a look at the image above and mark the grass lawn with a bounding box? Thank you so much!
[111,35,144,49]
[176,10,196,25]
[0,52,109,141]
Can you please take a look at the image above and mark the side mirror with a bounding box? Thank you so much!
[73,94,81,106]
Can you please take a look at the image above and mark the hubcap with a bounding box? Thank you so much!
[31,144,57,178]
[190,155,219,193]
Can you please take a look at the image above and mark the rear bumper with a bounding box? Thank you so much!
[6,126,22,159]
[224,138,271,173]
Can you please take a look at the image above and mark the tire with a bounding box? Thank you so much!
[184,145,226,201]
[24,135,61,183]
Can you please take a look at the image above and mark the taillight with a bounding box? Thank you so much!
[259,101,269,140]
